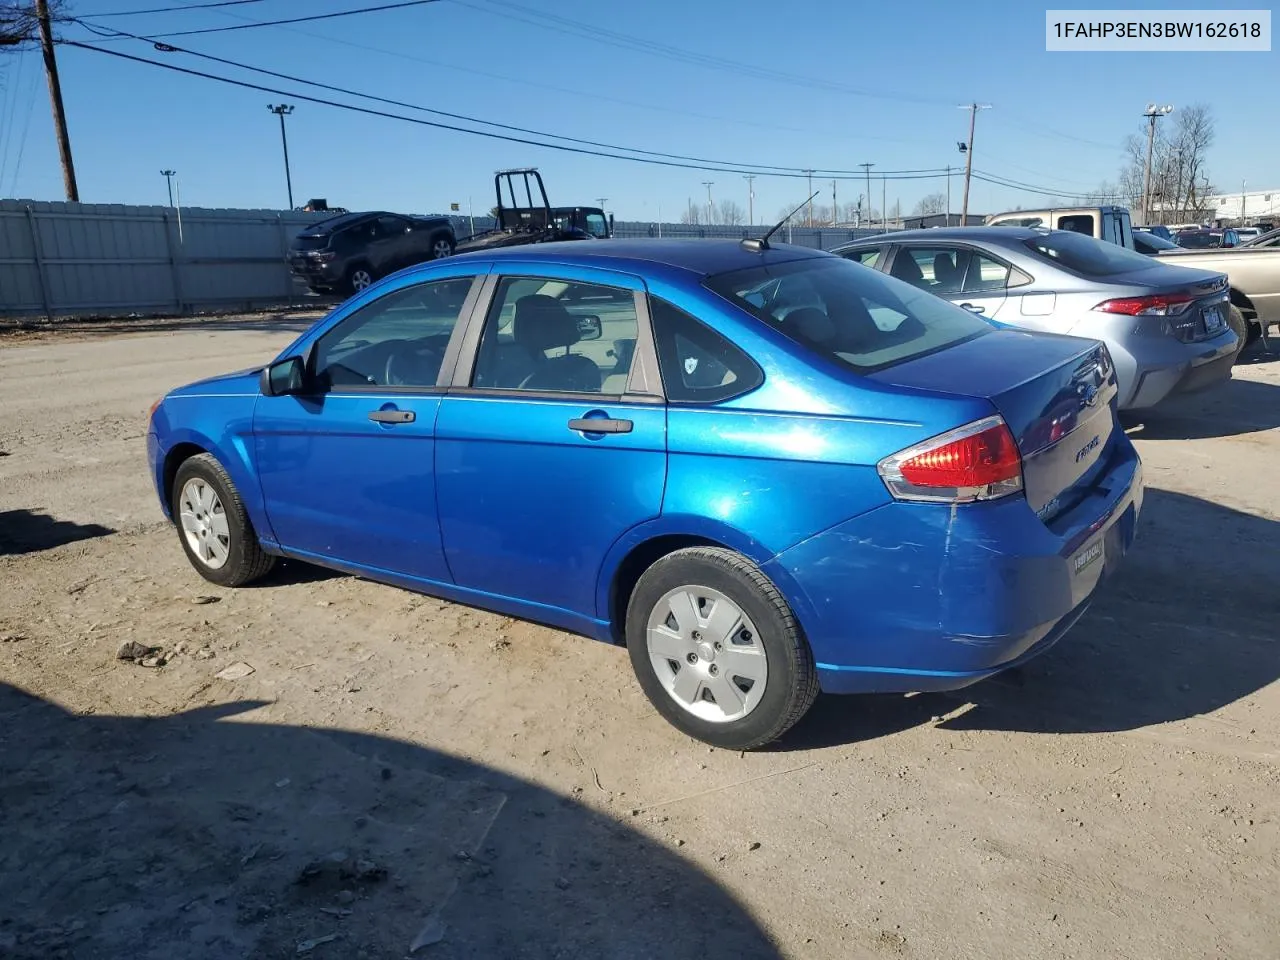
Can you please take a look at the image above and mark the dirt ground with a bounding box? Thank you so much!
[1,314,1278,959]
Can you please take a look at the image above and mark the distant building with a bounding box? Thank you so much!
[1208,189,1279,224]
[900,213,986,229]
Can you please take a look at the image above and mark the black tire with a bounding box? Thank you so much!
[171,453,276,588]
[344,262,376,295]
[625,547,818,749]
[1225,304,1251,355]
[429,235,455,260]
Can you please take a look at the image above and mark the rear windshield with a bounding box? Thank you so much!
[291,234,330,251]
[704,257,990,374]
[1023,230,1156,276]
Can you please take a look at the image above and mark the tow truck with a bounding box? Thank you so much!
[454,168,612,254]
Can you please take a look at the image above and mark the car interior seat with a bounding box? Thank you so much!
[932,252,961,293]
[511,295,601,392]
[889,253,927,287]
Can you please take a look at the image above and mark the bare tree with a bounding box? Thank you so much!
[913,192,947,215]
[679,199,702,225]
[1,2,65,47]
[717,199,745,225]
[1117,104,1215,221]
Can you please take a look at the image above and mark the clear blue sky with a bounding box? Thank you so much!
[0,0,1274,220]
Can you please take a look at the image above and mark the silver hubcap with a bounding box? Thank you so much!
[645,586,767,724]
[352,269,373,290]
[178,478,230,570]
[432,240,452,259]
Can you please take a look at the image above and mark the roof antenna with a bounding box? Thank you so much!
[741,191,819,253]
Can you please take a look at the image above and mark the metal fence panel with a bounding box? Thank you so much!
[0,200,903,320]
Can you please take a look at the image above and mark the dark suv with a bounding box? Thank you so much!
[288,211,456,295]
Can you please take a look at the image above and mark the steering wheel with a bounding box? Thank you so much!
[384,346,441,387]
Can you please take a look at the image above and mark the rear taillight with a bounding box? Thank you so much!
[878,416,1023,504]
[1093,293,1194,316]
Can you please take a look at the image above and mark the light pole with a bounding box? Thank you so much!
[958,103,991,224]
[267,103,295,210]
[1140,103,1173,226]
[160,169,176,207]
[744,174,755,226]
[702,181,714,223]
[803,169,815,225]
[831,180,838,225]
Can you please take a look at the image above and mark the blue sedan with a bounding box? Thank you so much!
[147,239,1144,748]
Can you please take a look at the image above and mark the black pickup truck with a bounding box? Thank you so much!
[288,210,456,295]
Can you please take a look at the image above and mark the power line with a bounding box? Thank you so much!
[64,40,964,183]
[98,0,441,39]
[76,0,268,17]
[68,20,957,179]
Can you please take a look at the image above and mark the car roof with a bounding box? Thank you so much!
[452,238,832,278]
[836,226,1043,247]
[300,211,386,234]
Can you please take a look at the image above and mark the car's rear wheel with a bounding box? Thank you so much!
[430,236,454,260]
[172,453,275,587]
[626,547,818,749]
[346,263,376,294]
[1225,303,1251,354]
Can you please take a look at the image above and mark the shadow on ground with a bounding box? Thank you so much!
[780,487,1280,749]
[0,510,114,556]
[1123,371,1280,440]
[0,306,332,340]
[0,685,778,959]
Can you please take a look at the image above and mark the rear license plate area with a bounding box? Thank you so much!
[1202,304,1225,335]
[1072,538,1104,575]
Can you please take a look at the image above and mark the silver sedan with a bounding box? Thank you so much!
[834,227,1238,410]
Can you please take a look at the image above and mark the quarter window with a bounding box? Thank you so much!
[962,253,1012,293]
[313,277,475,389]
[471,277,639,394]
[844,247,885,269]
[649,297,762,403]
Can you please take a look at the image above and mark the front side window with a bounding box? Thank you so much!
[1025,231,1158,276]
[585,213,609,238]
[471,277,639,394]
[313,277,475,389]
[706,256,990,374]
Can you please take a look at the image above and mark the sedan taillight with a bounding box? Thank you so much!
[1092,293,1195,316]
[878,416,1023,504]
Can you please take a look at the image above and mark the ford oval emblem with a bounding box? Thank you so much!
[1082,383,1100,407]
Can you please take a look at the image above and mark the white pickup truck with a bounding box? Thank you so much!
[986,206,1280,344]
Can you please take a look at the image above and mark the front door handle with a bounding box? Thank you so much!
[368,409,415,424]
[959,302,986,314]
[568,417,632,434]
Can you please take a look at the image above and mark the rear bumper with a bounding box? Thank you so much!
[764,437,1144,695]
[288,260,341,285]
[1126,335,1237,409]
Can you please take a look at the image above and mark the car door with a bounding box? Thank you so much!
[254,271,484,582]
[886,244,1015,321]
[371,215,411,274]
[434,266,667,620]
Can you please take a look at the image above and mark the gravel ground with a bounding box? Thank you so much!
[1,314,1278,959]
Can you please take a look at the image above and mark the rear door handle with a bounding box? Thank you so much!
[959,302,986,314]
[368,409,415,424]
[568,417,632,434]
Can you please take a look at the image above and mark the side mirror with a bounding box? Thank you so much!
[261,355,308,396]
[575,316,603,341]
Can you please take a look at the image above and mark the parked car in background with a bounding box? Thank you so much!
[1135,224,1174,242]
[1175,228,1240,249]
[289,211,456,295]
[986,206,1136,246]
[1132,231,1181,255]
[147,239,1144,749]
[1003,206,1280,345]
[835,227,1237,409]
[1241,227,1280,248]
[1235,227,1262,243]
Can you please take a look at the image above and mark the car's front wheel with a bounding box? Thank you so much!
[172,453,276,587]
[626,547,818,749]
[430,236,455,260]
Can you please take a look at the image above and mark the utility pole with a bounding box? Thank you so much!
[958,103,990,224]
[804,169,815,225]
[160,169,176,207]
[595,197,608,209]
[1241,180,1247,224]
[831,180,837,225]
[35,0,78,201]
[858,162,874,225]
[945,165,951,225]
[882,176,887,230]
[701,181,714,223]
[1140,103,1173,226]
[744,174,755,226]
[267,104,296,210]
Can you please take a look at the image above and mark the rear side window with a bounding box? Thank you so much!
[843,246,885,269]
[705,256,990,374]
[1057,214,1095,236]
[648,297,761,403]
[963,253,1013,293]
[1024,231,1157,277]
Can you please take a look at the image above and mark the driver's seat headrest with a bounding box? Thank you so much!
[513,295,581,354]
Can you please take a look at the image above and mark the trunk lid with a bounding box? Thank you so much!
[868,329,1118,522]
